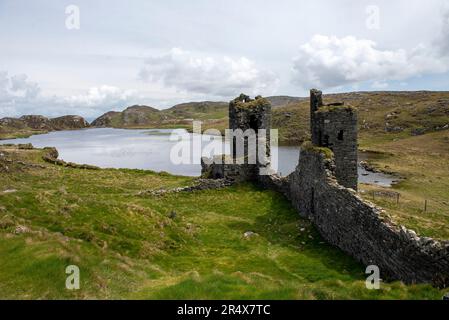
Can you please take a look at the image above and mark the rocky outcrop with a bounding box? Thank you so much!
[0,117,27,129]
[90,111,121,127]
[91,105,160,128]
[50,115,89,130]
[0,114,90,137]
[19,115,53,130]
[42,147,99,170]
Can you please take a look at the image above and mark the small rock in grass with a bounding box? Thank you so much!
[1,189,17,194]
[443,293,449,300]
[244,231,258,239]
[14,225,30,234]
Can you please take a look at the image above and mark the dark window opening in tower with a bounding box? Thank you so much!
[323,135,330,147]
[338,130,344,141]
[249,114,259,131]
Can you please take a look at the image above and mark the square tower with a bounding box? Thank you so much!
[310,90,358,190]
[229,94,271,166]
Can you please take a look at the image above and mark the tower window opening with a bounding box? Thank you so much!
[338,130,344,141]
[323,135,330,147]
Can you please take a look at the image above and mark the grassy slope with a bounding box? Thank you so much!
[0,146,444,299]
[0,129,49,140]
[358,130,449,240]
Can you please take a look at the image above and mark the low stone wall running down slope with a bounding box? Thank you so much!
[259,149,449,288]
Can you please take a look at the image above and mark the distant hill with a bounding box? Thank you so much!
[91,101,229,129]
[266,96,305,108]
[90,92,449,145]
[272,91,449,145]
[0,115,89,139]
[91,105,162,127]
[3,92,449,144]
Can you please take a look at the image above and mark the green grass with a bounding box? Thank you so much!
[358,130,449,240]
[0,146,445,299]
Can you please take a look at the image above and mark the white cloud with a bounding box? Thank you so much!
[0,72,139,118]
[139,48,279,98]
[64,85,137,108]
[371,81,389,89]
[291,34,449,90]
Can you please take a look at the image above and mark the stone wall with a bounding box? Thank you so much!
[258,149,449,288]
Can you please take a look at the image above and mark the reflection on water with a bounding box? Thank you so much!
[0,128,395,186]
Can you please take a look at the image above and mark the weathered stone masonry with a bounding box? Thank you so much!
[203,91,449,288]
[202,94,271,182]
[310,89,358,190]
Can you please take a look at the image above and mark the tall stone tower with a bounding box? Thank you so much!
[310,89,358,190]
[229,94,271,166]
[201,94,272,182]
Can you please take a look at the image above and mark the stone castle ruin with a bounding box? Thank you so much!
[202,90,449,288]
[310,89,358,190]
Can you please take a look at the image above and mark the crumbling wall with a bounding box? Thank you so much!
[282,148,449,287]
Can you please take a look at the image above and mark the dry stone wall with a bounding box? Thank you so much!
[259,149,449,288]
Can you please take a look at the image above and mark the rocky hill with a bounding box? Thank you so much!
[272,91,449,145]
[90,92,449,145]
[3,92,449,144]
[91,102,229,129]
[91,105,165,128]
[266,95,306,108]
[0,115,90,139]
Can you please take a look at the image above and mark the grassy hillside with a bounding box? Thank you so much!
[88,92,449,146]
[0,115,90,140]
[0,145,445,299]
[358,130,449,240]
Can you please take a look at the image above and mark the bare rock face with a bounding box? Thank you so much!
[0,115,90,133]
[0,117,27,129]
[19,115,53,130]
[50,115,90,130]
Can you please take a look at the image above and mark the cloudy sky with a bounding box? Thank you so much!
[1,0,449,119]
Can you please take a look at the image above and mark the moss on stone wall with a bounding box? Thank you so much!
[301,141,334,159]
[315,104,357,113]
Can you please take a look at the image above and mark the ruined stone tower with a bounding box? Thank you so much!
[310,89,358,190]
[201,94,272,182]
[229,93,271,165]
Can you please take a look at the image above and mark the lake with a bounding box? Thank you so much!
[0,128,395,186]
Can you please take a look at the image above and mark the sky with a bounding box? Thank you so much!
[1,0,449,119]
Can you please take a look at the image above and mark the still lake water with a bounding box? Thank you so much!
[0,128,394,186]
